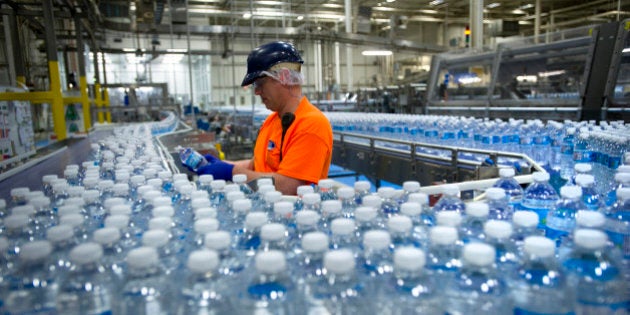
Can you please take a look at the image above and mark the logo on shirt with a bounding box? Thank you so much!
[267,140,276,150]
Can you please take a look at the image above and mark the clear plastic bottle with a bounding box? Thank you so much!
[484,220,519,277]
[311,249,367,314]
[92,227,125,287]
[433,184,466,214]
[177,146,208,171]
[104,214,139,250]
[562,229,628,314]
[204,230,247,277]
[260,223,289,252]
[512,236,575,314]
[317,179,337,201]
[46,225,78,280]
[119,246,171,315]
[337,186,357,219]
[329,218,359,255]
[235,212,269,254]
[511,211,541,252]
[294,185,314,211]
[387,215,419,248]
[240,250,296,315]
[605,172,630,207]
[361,230,393,297]
[3,214,35,260]
[174,249,234,315]
[294,231,329,293]
[56,242,114,315]
[519,171,559,228]
[142,229,182,275]
[379,247,443,315]
[575,174,602,210]
[601,187,630,285]
[3,241,57,314]
[493,168,524,207]
[301,192,322,212]
[320,200,342,234]
[354,206,381,238]
[485,187,512,221]
[354,180,372,205]
[399,180,421,203]
[460,201,489,243]
[233,174,254,197]
[545,185,584,247]
[377,187,401,218]
[444,243,511,315]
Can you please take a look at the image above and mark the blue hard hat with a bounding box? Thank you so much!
[241,41,304,87]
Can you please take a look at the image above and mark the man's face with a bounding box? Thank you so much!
[253,76,281,111]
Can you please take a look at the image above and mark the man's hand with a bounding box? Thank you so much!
[197,160,234,181]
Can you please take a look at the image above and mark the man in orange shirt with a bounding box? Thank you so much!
[194,41,333,195]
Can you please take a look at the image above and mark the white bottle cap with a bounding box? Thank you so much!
[523,236,555,258]
[173,180,189,191]
[210,180,226,190]
[430,226,458,245]
[70,242,104,265]
[532,172,550,182]
[191,190,209,200]
[245,212,268,230]
[204,231,231,250]
[331,218,356,236]
[198,174,214,184]
[485,188,506,200]
[436,211,462,227]
[463,243,495,267]
[257,185,275,196]
[255,250,286,274]
[158,171,173,181]
[64,197,85,207]
[191,198,211,210]
[295,210,320,226]
[321,200,342,215]
[82,190,100,204]
[499,168,515,178]
[92,227,121,245]
[25,191,45,201]
[0,236,8,252]
[223,184,239,194]
[153,206,175,217]
[576,210,605,228]
[318,179,335,189]
[297,185,315,197]
[512,211,539,228]
[560,186,582,199]
[42,175,58,185]
[98,180,115,190]
[60,213,84,228]
[400,202,422,216]
[465,202,489,218]
[354,206,378,222]
[4,214,29,229]
[127,247,159,269]
[104,214,129,229]
[103,197,125,210]
[257,178,274,187]
[67,186,85,198]
[441,184,460,197]
[110,204,132,216]
[30,196,51,209]
[142,229,170,247]
[148,217,173,231]
[394,247,425,271]
[388,215,412,233]
[363,230,391,250]
[274,201,294,218]
[618,165,630,174]
[574,229,608,250]
[142,168,158,179]
[484,220,513,239]
[151,196,172,207]
[361,195,382,209]
[232,174,247,184]
[229,199,249,215]
[324,249,356,274]
[113,183,130,195]
[20,241,53,262]
[407,193,429,206]
[138,187,158,200]
[575,174,595,187]
[11,205,36,216]
[194,218,220,234]
[195,207,218,219]
[187,249,220,273]
[302,193,321,206]
[616,188,630,201]
[302,232,329,253]
[130,175,146,186]
[403,181,421,193]
[173,173,188,182]
[261,223,287,241]
[336,187,355,199]
[574,163,592,173]
[178,184,194,195]
[226,191,245,203]
[46,225,74,243]
[354,181,371,192]
[82,177,98,188]
[10,187,29,198]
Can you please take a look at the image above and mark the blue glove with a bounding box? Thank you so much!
[197,160,234,181]
[203,154,221,164]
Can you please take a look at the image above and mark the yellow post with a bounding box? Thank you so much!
[49,60,66,141]
[95,82,103,123]
[103,87,111,123]
[16,76,26,87]
[79,76,91,130]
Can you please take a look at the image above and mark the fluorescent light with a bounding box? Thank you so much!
[386,0,396,2]
[486,2,500,8]
[362,50,393,56]
[538,70,565,77]
[622,47,630,53]
[516,75,537,83]
[256,0,284,5]
[429,0,443,6]
[122,48,136,52]
[519,3,534,9]
[297,15,304,20]
[420,9,439,14]
[166,48,187,52]
[243,13,252,19]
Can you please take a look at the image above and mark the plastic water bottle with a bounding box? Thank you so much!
[240,250,296,314]
[119,246,171,315]
[56,242,114,315]
[519,171,559,227]
[485,187,512,221]
[92,227,125,287]
[196,174,214,195]
[174,249,235,315]
[545,185,583,247]
[47,225,78,279]
[354,180,372,204]
[407,192,434,224]
[3,241,57,314]
[562,229,628,314]
[294,232,329,292]
[493,168,523,207]
[511,211,541,252]
[336,186,357,218]
[460,202,489,243]
[400,180,421,203]
[177,146,208,171]
[225,198,252,233]
[354,206,381,238]
[104,214,139,250]
[560,127,577,181]
[329,218,359,254]
[235,212,268,254]
[512,236,575,314]
[602,187,630,284]
[142,229,182,275]
[444,243,511,314]
[294,185,314,211]
[400,202,431,249]
[387,215,419,248]
[576,174,602,210]
[320,200,342,233]
[301,193,321,212]
[317,179,337,201]
[3,214,35,260]
[379,247,443,315]
[260,223,289,252]
[204,230,247,277]
[361,230,393,297]
[484,220,519,277]
[233,174,254,197]
[294,210,321,243]
[605,172,630,206]
[433,184,466,213]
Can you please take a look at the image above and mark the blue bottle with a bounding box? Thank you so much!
[177,146,208,172]
[56,243,115,315]
[562,229,628,314]
[519,171,559,227]
[433,184,466,214]
[559,127,577,182]
[575,174,602,210]
[545,185,584,247]
[493,167,523,207]
[444,243,511,315]
[602,187,630,285]
[605,172,630,207]
[485,187,512,221]
[512,236,575,314]
[240,250,296,314]
[119,247,172,315]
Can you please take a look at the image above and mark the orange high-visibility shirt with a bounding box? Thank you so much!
[253,96,333,184]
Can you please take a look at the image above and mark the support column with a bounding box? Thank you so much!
[75,15,91,131]
[43,0,66,140]
[93,52,103,124]
[535,0,541,43]
[5,9,26,87]
[344,0,353,91]
[470,0,483,50]
[101,52,111,123]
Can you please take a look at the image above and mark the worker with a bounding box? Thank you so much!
[190,41,333,195]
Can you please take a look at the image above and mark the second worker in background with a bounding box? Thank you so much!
[195,41,333,195]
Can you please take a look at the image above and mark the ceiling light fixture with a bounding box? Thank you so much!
[362,50,393,56]
[243,13,252,19]
[429,0,443,6]
[386,0,396,3]
[486,2,500,8]
[519,3,534,10]
[297,15,304,20]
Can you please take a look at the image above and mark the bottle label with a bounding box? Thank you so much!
[573,151,594,163]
